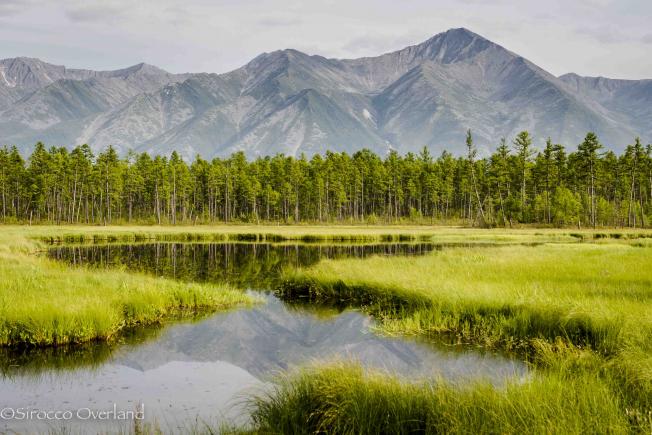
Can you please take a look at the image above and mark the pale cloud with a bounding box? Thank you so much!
[0,0,34,16]
[64,4,126,23]
[575,26,631,45]
[257,16,302,28]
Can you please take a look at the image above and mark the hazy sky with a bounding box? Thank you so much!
[1,0,651,79]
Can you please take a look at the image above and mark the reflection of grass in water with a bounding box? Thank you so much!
[269,243,652,433]
[278,297,349,320]
[0,325,162,377]
[0,342,114,377]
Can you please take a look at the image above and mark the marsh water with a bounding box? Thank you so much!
[1,242,529,433]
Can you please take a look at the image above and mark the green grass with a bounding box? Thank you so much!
[0,230,255,347]
[249,362,632,435]
[279,244,652,353]
[267,242,652,433]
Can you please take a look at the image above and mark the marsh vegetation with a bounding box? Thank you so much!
[271,242,652,433]
[0,225,651,433]
[0,229,254,347]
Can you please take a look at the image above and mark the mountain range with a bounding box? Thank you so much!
[1,28,650,158]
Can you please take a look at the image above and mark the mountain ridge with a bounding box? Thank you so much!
[1,28,650,158]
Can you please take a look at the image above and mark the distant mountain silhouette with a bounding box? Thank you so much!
[1,28,649,157]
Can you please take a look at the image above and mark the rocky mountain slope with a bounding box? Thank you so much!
[1,28,650,157]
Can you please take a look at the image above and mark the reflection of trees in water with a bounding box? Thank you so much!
[48,243,437,289]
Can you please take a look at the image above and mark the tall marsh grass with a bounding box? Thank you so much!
[0,231,254,346]
[279,244,652,354]
[250,363,631,435]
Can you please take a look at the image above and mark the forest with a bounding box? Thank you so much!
[1,131,651,227]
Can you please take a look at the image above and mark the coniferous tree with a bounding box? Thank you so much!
[466,130,486,225]
[577,132,603,228]
[512,131,534,222]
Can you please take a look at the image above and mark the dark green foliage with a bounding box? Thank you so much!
[1,131,651,226]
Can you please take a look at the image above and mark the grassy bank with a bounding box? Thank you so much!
[5,224,652,245]
[0,230,254,347]
[268,243,652,433]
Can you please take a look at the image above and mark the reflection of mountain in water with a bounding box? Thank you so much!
[0,295,527,433]
[113,295,527,384]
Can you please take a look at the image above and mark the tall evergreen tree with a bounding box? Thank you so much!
[512,131,534,222]
[577,132,603,228]
[466,130,486,225]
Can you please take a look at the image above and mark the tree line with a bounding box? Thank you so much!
[1,131,651,227]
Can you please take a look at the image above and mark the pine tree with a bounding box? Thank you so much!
[512,131,534,222]
[466,130,486,225]
[577,132,603,228]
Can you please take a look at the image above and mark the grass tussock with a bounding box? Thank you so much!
[250,363,631,435]
[0,231,254,347]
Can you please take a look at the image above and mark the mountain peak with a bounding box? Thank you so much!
[559,72,580,80]
[441,27,481,39]
[420,27,487,47]
[0,57,68,89]
[115,62,170,77]
[413,27,496,64]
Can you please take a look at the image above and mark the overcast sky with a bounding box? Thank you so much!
[1,0,651,79]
